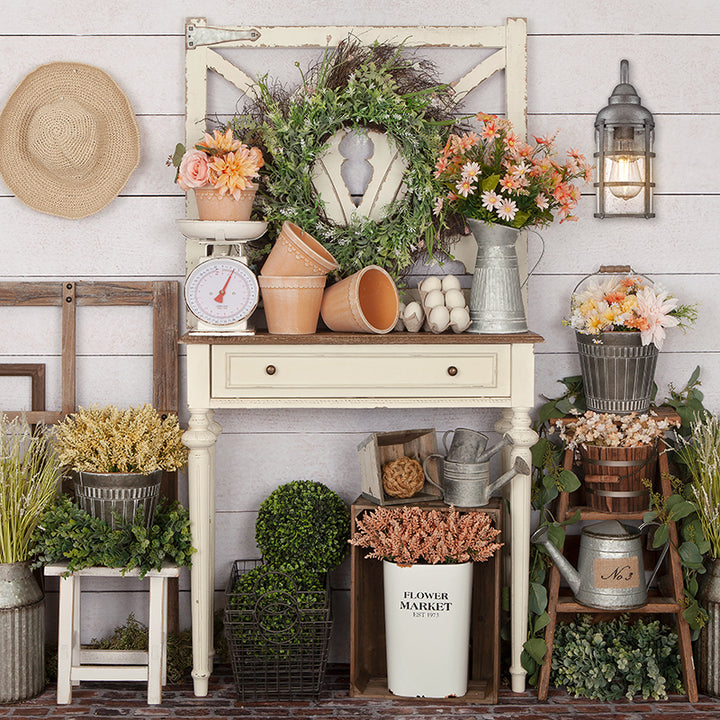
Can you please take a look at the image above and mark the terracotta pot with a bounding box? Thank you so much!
[258,275,327,334]
[194,184,258,221]
[320,265,399,334]
[261,221,339,276]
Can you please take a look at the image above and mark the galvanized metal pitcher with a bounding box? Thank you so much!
[467,219,527,334]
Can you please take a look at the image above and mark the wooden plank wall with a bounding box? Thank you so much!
[1,1,718,663]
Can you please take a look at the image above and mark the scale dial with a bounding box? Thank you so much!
[185,256,259,326]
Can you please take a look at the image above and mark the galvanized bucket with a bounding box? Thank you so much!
[576,331,659,413]
[698,559,720,697]
[73,469,162,529]
[0,563,45,703]
[467,220,527,334]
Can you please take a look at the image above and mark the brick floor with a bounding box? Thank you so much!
[3,665,720,719]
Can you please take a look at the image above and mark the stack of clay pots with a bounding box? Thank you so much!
[260,221,400,335]
[259,221,339,334]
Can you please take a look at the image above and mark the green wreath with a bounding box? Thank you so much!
[231,39,459,281]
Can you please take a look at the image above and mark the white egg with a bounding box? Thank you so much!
[420,276,442,293]
[428,305,450,333]
[403,301,424,332]
[450,306,471,333]
[423,289,445,309]
[441,275,461,292]
[444,289,466,308]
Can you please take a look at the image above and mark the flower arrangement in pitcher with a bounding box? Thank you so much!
[566,274,697,349]
[433,114,592,229]
[170,127,264,199]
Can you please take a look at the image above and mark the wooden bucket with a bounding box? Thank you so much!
[580,442,657,513]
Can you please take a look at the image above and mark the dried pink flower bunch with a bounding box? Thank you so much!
[554,410,679,451]
[349,505,502,567]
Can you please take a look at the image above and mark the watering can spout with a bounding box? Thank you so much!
[476,433,513,463]
[486,456,530,495]
[530,526,581,596]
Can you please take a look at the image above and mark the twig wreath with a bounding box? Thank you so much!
[229,38,461,281]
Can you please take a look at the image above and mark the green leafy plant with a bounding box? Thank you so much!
[0,415,62,563]
[550,615,683,701]
[255,480,350,572]
[226,562,329,660]
[30,495,195,576]
[55,404,188,473]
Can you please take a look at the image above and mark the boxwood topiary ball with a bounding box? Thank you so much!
[255,480,350,572]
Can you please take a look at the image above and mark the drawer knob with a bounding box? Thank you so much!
[447,366,458,377]
[265,364,277,376]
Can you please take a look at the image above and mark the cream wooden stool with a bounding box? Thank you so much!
[44,562,179,705]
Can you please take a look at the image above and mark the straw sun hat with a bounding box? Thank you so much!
[0,62,140,219]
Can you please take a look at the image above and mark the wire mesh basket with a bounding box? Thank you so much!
[224,559,332,701]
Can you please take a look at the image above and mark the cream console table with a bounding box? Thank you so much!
[181,331,541,696]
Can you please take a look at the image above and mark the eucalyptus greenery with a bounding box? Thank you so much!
[233,38,460,281]
[550,615,683,701]
[30,495,195,576]
[0,416,62,563]
[255,480,350,573]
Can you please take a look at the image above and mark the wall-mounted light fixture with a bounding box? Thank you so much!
[594,59,655,218]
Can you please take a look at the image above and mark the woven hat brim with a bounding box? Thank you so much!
[0,62,140,219]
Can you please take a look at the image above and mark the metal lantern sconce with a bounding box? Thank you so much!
[594,59,655,218]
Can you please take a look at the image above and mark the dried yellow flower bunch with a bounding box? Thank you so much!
[56,404,188,473]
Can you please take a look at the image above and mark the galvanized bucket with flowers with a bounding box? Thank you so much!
[170,127,264,221]
[433,114,592,333]
[566,268,697,414]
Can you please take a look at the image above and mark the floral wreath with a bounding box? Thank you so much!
[231,39,460,281]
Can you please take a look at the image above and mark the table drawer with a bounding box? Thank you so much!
[211,344,511,400]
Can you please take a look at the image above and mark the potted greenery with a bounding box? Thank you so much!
[55,404,188,529]
[0,415,62,702]
[674,412,720,697]
[225,480,350,700]
[349,504,502,698]
[567,271,696,413]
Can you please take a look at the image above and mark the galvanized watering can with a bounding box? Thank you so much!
[531,520,669,610]
[422,434,530,507]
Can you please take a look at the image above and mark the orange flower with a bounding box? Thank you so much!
[209,146,264,198]
[197,127,241,156]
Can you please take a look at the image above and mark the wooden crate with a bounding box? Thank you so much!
[349,496,502,703]
[357,429,442,505]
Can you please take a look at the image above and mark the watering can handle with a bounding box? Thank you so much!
[441,430,453,457]
[520,229,545,290]
[639,522,671,590]
[422,454,445,499]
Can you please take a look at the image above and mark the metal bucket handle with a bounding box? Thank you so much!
[638,521,671,590]
[422,453,445,500]
[570,264,655,309]
[521,229,546,289]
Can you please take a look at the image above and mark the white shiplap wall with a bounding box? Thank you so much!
[1,0,719,664]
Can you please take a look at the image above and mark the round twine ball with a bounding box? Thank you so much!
[382,456,425,498]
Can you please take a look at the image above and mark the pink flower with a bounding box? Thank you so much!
[481,190,502,210]
[535,194,549,210]
[177,150,210,190]
[456,178,475,198]
[433,197,444,216]
[496,198,518,221]
[635,287,680,349]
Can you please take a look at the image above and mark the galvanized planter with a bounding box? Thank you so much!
[467,220,528,334]
[0,562,45,703]
[698,559,720,697]
[73,469,162,529]
[576,331,659,414]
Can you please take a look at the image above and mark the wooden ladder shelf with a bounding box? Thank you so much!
[537,435,698,702]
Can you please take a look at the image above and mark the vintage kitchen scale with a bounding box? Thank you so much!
[178,220,268,335]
